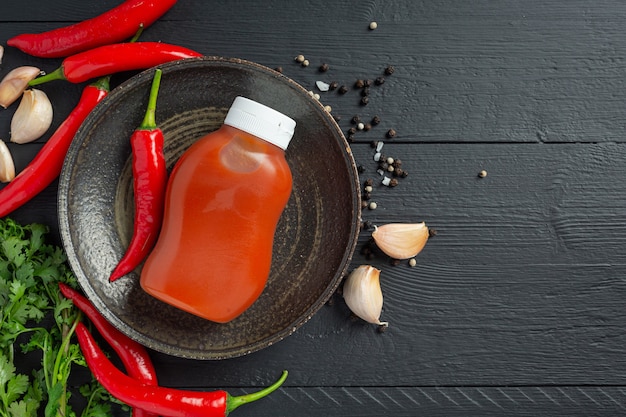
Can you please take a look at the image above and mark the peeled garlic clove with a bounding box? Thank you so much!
[10,89,53,144]
[371,222,429,260]
[343,265,388,326]
[0,140,16,182]
[0,66,42,108]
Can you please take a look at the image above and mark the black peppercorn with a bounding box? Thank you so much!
[392,158,402,167]
[375,76,385,85]
[361,200,369,209]
[371,115,381,125]
[384,65,395,75]
[360,96,369,105]
[400,170,408,178]
[274,66,283,73]
[347,133,355,142]
[389,178,399,187]
[348,127,357,135]
[319,63,329,72]
[364,79,373,87]
[354,79,365,88]
[386,129,396,138]
[351,115,361,124]
[357,165,365,174]
[361,87,370,97]
[362,191,371,201]
[338,85,348,94]
[329,81,339,90]
[364,123,372,131]
[333,114,342,122]
[429,228,438,237]
[379,162,389,170]
[393,167,404,177]
[364,178,374,187]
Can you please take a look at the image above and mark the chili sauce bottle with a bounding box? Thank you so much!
[140,96,295,323]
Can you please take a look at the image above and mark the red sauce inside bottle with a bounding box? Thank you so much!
[140,97,294,323]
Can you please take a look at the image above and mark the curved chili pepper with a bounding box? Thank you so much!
[0,76,110,218]
[7,0,177,58]
[76,322,288,417]
[110,68,167,282]
[28,42,202,86]
[58,283,158,417]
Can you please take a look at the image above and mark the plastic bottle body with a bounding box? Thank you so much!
[140,124,292,323]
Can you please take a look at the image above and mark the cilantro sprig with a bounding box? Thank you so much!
[0,218,120,417]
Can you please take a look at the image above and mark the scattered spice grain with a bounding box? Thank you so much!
[408,258,417,267]
[369,21,378,30]
[338,85,349,94]
[384,65,395,75]
[354,79,365,89]
[360,96,369,105]
[386,128,396,138]
[478,169,488,178]
[319,63,329,72]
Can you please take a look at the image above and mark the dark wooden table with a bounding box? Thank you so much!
[2,1,626,415]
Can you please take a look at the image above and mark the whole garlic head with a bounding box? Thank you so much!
[10,89,53,144]
[343,265,388,327]
[372,222,429,260]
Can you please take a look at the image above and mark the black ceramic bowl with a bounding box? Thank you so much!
[58,57,361,360]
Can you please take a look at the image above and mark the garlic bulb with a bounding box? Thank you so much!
[343,265,388,326]
[371,222,429,260]
[0,140,16,183]
[0,66,42,108]
[10,89,53,144]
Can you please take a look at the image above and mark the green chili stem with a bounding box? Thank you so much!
[91,75,111,91]
[226,370,288,415]
[138,68,162,130]
[28,67,66,86]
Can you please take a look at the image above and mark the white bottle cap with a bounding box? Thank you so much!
[223,96,296,150]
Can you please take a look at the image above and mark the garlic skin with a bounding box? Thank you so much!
[10,89,53,144]
[343,265,388,326]
[0,140,16,183]
[0,66,42,109]
[372,222,429,260]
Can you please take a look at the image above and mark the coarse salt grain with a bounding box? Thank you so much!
[382,177,391,186]
[376,141,384,152]
[374,152,382,162]
[316,81,330,92]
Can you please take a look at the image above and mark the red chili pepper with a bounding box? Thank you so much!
[7,0,177,58]
[58,283,158,417]
[109,68,167,282]
[28,42,202,86]
[0,76,110,218]
[75,322,288,417]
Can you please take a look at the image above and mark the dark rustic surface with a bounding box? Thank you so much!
[2,1,626,416]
